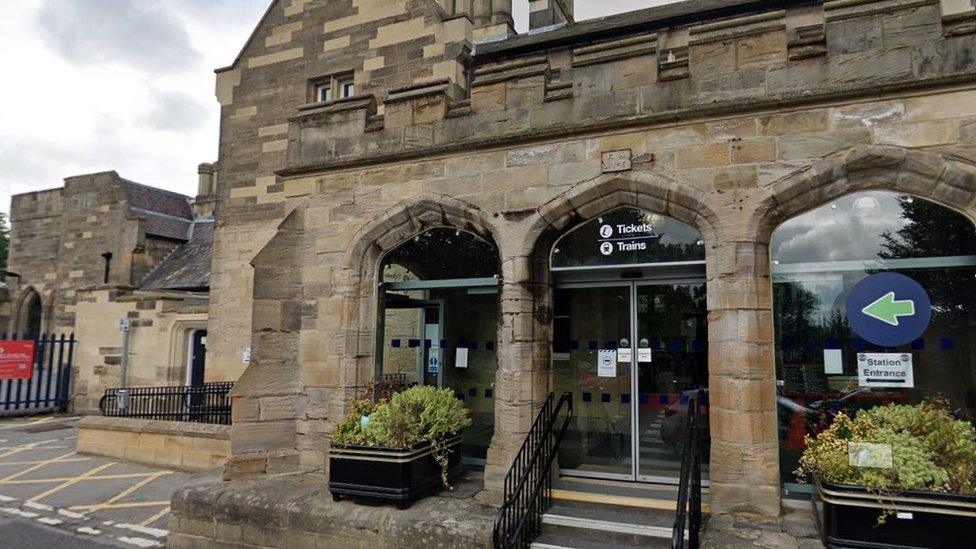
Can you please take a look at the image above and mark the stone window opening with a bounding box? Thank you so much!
[770,190,976,499]
[375,227,501,465]
[311,72,355,104]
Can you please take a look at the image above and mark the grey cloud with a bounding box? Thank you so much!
[141,90,210,133]
[36,0,200,72]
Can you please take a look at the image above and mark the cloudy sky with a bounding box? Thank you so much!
[0,0,673,215]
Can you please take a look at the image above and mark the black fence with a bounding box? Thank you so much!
[0,333,75,415]
[99,382,234,425]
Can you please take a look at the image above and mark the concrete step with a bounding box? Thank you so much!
[541,503,681,546]
[531,532,672,549]
[533,477,705,548]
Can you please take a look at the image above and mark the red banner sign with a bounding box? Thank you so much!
[0,341,36,380]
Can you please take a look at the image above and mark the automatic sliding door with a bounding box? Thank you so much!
[553,285,634,480]
[635,283,709,482]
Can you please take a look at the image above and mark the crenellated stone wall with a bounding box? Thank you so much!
[208,0,976,517]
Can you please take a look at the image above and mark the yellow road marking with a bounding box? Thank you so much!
[0,471,171,485]
[141,506,170,526]
[0,440,61,460]
[96,471,171,508]
[0,417,54,431]
[0,451,76,483]
[550,489,712,513]
[29,462,115,502]
[0,457,89,466]
[70,501,171,511]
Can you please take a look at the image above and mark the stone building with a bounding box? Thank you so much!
[139,0,974,545]
[6,169,219,413]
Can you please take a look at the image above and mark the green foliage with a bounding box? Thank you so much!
[797,400,976,495]
[332,385,472,449]
[0,213,8,282]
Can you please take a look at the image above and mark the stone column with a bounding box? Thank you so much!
[484,250,553,490]
[706,234,781,517]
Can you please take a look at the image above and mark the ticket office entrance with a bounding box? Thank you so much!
[550,208,710,484]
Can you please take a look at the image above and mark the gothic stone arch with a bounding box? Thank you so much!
[483,171,720,487]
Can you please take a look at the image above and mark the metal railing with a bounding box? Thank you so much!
[99,382,234,425]
[493,392,574,549]
[0,333,76,414]
[672,391,705,549]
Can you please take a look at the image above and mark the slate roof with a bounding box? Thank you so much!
[138,219,213,292]
[120,178,193,240]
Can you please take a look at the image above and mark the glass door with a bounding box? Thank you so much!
[553,284,634,480]
[635,282,709,482]
[553,281,708,483]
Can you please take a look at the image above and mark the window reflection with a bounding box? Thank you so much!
[377,228,500,463]
[771,191,976,496]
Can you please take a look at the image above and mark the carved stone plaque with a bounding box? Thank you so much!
[601,150,632,173]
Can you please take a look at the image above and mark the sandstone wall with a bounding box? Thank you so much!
[209,0,976,515]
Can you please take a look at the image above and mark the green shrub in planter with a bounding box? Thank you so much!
[330,386,472,505]
[796,400,976,496]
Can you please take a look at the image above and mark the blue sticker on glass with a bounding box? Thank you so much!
[408,339,421,348]
[441,339,449,349]
[570,340,580,350]
[582,393,592,402]
[639,394,651,405]
[424,339,433,349]
[484,389,493,398]
[601,393,611,403]
[621,394,631,404]
[606,341,617,350]
[942,338,956,351]
[846,273,932,347]
[825,338,840,349]
[588,341,598,351]
[468,388,477,397]
[391,339,401,348]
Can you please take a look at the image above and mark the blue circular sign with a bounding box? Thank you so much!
[845,273,932,347]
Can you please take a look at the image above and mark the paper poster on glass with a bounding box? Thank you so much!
[597,350,617,378]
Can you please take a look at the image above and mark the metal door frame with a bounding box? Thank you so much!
[553,272,706,484]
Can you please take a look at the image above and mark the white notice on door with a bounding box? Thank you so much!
[857,353,914,388]
[824,349,844,375]
[617,348,632,363]
[598,350,617,378]
[638,348,652,363]
[455,347,469,369]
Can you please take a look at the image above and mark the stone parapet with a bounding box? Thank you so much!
[169,473,495,548]
[77,416,229,472]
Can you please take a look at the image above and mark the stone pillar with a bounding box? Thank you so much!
[706,236,781,517]
[197,163,215,197]
[484,251,553,490]
[529,0,574,30]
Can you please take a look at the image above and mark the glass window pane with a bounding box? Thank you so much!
[317,85,332,102]
[341,82,354,98]
[771,191,976,497]
[552,207,705,269]
[382,229,499,282]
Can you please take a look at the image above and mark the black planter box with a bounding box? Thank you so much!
[329,436,463,509]
[813,476,976,549]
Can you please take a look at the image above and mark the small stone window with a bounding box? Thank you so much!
[311,72,355,104]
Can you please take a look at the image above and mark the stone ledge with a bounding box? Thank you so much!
[78,415,230,439]
[169,473,496,548]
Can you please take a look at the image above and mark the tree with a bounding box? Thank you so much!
[0,213,8,282]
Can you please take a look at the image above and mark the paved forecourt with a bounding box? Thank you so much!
[0,414,192,547]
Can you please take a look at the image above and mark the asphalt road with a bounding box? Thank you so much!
[0,514,117,548]
[0,414,186,547]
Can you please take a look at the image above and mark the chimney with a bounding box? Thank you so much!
[197,163,215,198]
[529,0,574,31]
[473,0,515,40]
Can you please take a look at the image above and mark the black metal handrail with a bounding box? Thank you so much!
[99,382,234,425]
[493,392,573,549]
[672,391,704,549]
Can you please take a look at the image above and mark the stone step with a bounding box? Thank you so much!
[531,532,672,549]
[541,503,680,546]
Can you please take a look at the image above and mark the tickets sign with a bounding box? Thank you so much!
[0,341,36,380]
